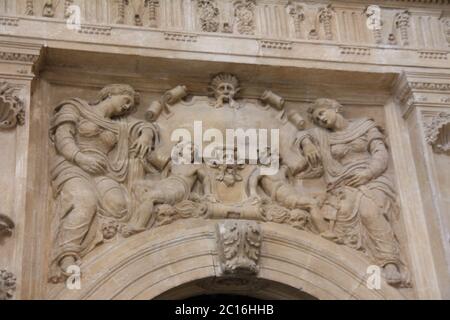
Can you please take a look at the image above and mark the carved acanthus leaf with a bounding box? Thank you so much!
[216,220,262,275]
[0,82,25,129]
[425,112,450,154]
[234,0,256,35]
[197,0,220,32]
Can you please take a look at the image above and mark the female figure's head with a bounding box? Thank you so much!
[308,98,345,130]
[96,84,140,118]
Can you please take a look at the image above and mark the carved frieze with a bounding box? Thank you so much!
[260,40,293,50]
[286,1,305,38]
[318,4,334,40]
[0,82,25,129]
[425,112,450,154]
[164,32,198,42]
[394,10,411,46]
[418,51,448,60]
[0,51,39,63]
[234,0,256,35]
[0,16,19,27]
[340,46,371,55]
[25,0,34,15]
[78,25,112,36]
[216,220,262,275]
[197,0,220,33]
[43,0,55,18]
[444,18,450,44]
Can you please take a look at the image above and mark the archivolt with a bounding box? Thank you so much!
[50,219,406,300]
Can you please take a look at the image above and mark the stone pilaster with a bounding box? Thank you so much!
[0,39,43,299]
[390,71,450,299]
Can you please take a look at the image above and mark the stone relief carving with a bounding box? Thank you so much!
[234,0,256,35]
[425,112,450,154]
[0,82,25,129]
[117,0,159,26]
[216,220,262,275]
[197,0,220,33]
[296,98,409,286]
[43,0,55,18]
[0,269,16,300]
[25,0,34,15]
[48,84,159,282]
[147,0,159,27]
[318,4,334,40]
[48,75,410,288]
[286,2,305,38]
[364,5,383,44]
[444,18,450,44]
[394,10,411,46]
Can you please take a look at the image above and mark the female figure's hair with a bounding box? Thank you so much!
[307,98,344,121]
[93,84,140,114]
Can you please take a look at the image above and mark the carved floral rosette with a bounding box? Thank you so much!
[0,82,25,129]
[425,112,450,153]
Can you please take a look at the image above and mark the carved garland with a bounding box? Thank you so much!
[0,82,25,129]
[425,112,450,153]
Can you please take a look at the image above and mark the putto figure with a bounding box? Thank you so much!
[49,84,158,282]
[295,98,408,286]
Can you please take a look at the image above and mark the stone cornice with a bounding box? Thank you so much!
[394,72,450,118]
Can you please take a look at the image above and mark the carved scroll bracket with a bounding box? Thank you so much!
[0,82,25,129]
[425,112,450,154]
[216,220,262,276]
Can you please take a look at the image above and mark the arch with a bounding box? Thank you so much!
[50,219,406,300]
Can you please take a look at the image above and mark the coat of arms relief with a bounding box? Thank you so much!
[48,73,410,288]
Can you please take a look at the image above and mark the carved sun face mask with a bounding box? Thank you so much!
[312,107,338,129]
[215,83,236,102]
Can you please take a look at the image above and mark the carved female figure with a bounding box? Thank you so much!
[296,98,406,285]
[49,84,158,282]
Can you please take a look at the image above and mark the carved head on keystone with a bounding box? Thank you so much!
[0,214,14,245]
[209,73,241,108]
